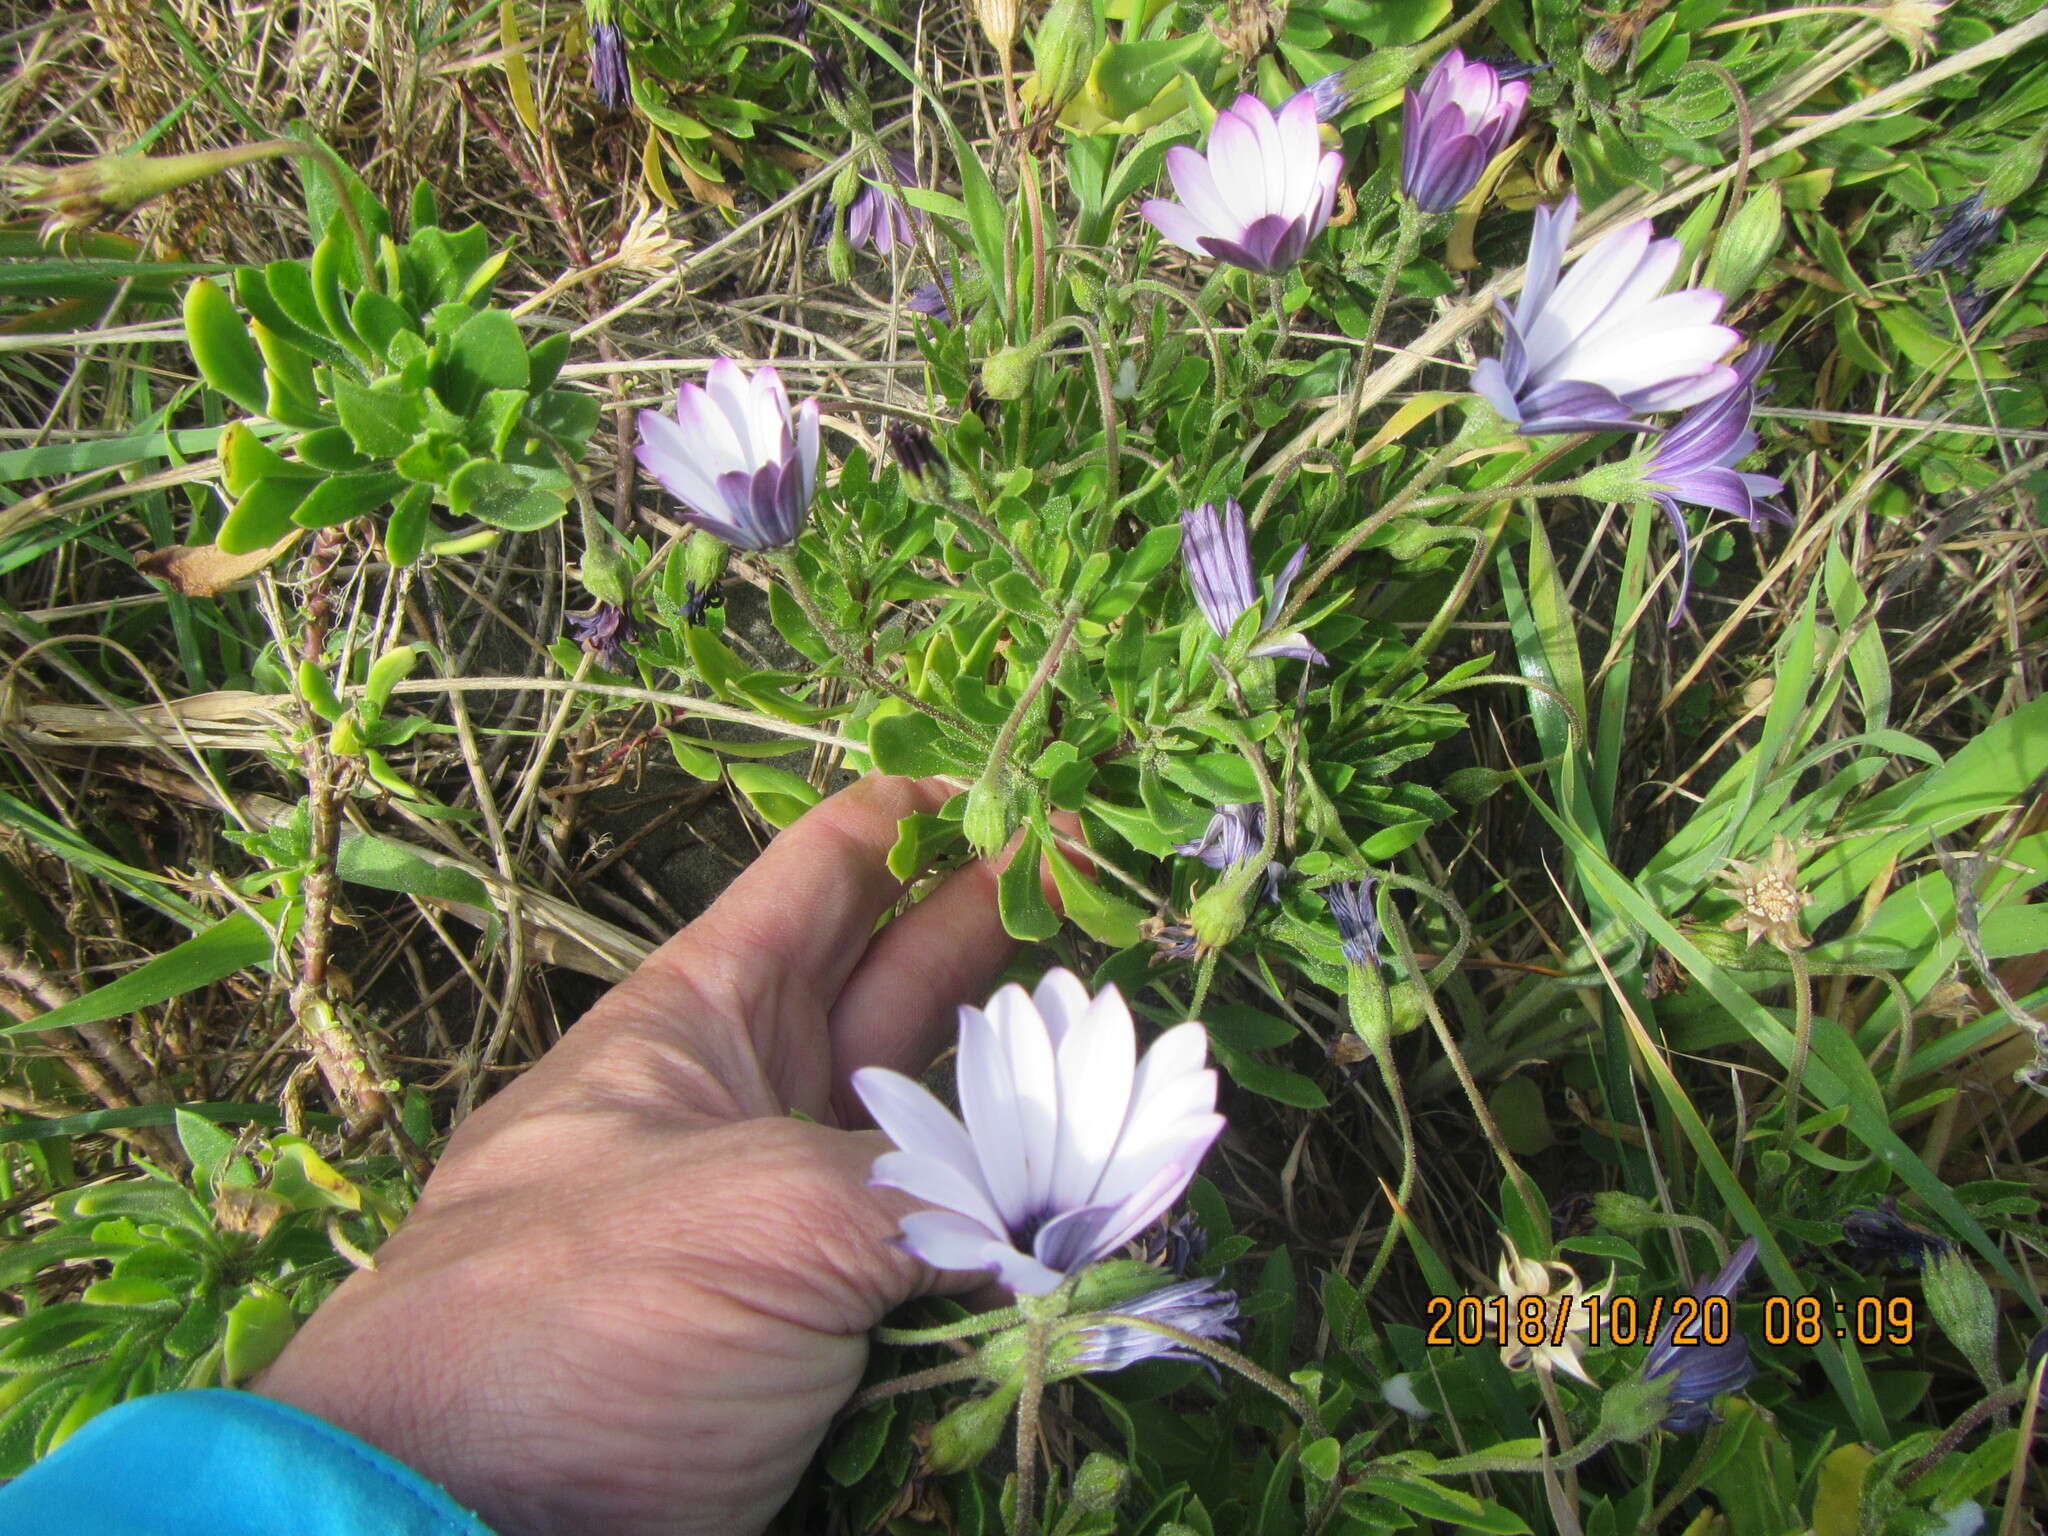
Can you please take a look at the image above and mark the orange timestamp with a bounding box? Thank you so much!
[1423,1293,1918,1349]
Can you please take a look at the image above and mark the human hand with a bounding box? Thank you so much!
[255,775,1019,1536]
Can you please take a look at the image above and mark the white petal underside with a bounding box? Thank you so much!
[1143,198,1215,256]
[635,408,729,520]
[1164,149,1235,240]
[868,1149,1007,1238]
[852,1066,977,1169]
[956,1005,1035,1227]
[1047,986,1136,1209]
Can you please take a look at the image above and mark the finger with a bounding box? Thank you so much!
[826,855,1012,1120]
[643,773,954,1006]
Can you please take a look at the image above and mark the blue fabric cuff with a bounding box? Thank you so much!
[0,1388,497,1536]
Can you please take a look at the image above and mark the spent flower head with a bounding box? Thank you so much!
[1473,194,1739,435]
[1141,93,1343,276]
[1400,49,1528,214]
[1322,878,1382,968]
[1719,834,1812,952]
[1913,192,2004,275]
[1053,1275,1240,1376]
[853,970,1224,1296]
[566,602,639,673]
[634,360,821,551]
[1496,1234,1612,1385]
[1840,1196,1952,1272]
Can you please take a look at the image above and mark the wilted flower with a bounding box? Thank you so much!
[1878,0,1948,62]
[1718,834,1811,952]
[634,359,820,551]
[567,602,639,672]
[812,47,849,103]
[1642,343,1788,620]
[678,582,719,627]
[1136,1211,1209,1275]
[1292,70,1352,124]
[1496,1234,1613,1384]
[905,275,954,322]
[1141,93,1343,276]
[1913,191,2004,275]
[1473,194,1739,435]
[1400,49,1528,214]
[1951,281,1996,333]
[1056,1276,1240,1374]
[782,0,812,40]
[1840,1196,1951,1272]
[589,20,631,112]
[847,150,923,255]
[1481,55,1552,83]
[884,419,940,480]
[7,140,295,243]
[853,970,1225,1296]
[1642,1237,1760,1432]
[1179,500,1325,662]
[1323,878,1382,967]
[1175,803,1263,872]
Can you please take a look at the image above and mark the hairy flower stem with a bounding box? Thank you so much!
[1775,946,1816,1168]
[843,1356,989,1413]
[878,1307,1024,1346]
[1343,201,1424,426]
[988,604,1083,774]
[944,486,1044,585]
[1023,152,1049,335]
[1013,1311,1054,1536]
[772,552,983,738]
[1087,1315,1325,1438]
[1416,1423,1620,1479]
[1646,1420,1727,1528]
[1535,1368,1580,1504]
[1031,315,1123,513]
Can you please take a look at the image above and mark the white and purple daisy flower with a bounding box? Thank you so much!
[1473,194,1740,435]
[1180,500,1324,663]
[634,359,821,550]
[1141,93,1343,276]
[853,971,1224,1297]
[1643,344,1788,619]
[1400,50,1528,214]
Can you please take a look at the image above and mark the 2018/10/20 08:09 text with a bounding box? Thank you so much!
[1423,1292,1917,1349]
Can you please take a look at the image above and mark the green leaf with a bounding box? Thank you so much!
[1041,829,1144,946]
[268,1139,362,1213]
[446,459,571,531]
[218,476,314,554]
[334,376,425,458]
[383,484,432,566]
[291,470,406,529]
[334,830,492,911]
[183,278,269,417]
[8,903,291,1035]
[443,308,529,408]
[174,1108,238,1194]
[868,709,976,776]
[997,827,1060,941]
[887,811,965,880]
[222,1287,297,1385]
[727,765,823,829]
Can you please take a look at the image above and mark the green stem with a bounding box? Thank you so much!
[1013,1313,1051,1536]
[844,1356,988,1412]
[1344,201,1424,427]
[1647,1420,1727,1528]
[878,1306,1024,1346]
[987,603,1083,773]
[1776,947,1816,1164]
[1083,1316,1325,1439]
[286,139,379,292]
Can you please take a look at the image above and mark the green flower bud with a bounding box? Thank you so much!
[683,529,729,593]
[580,540,634,606]
[1590,1191,1660,1236]
[1345,968,1392,1057]
[1575,450,1662,506]
[981,335,1050,400]
[1596,1375,1677,1444]
[1982,125,2048,211]
[924,1380,1024,1474]
[1922,1248,2000,1389]
[1441,766,1511,807]
[1022,0,1095,119]
[1070,1453,1131,1514]
[827,228,854,284]
[1385,980,1426,1036]
[1188,867,1258,950]
[963,771,1021,858]
[830,160,864,207]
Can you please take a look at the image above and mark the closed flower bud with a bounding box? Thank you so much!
[981,336,1049,400]
[924,1380,1024,1474]
[963,772,1020,857]
[1385,980,1426,1035]
[1590,1191,1659,1235]
[885,420,940,481]
[683,528,729,594]
[1023,0,1095,119]
[1441,765,1510,806]
[1598,1375,1679,1443]
[826,227,854,283]
[972,0,1020,52]
[1923,1248,2001,1388]
[579,540,634,606]
[8,140,296,243]
[1070,1453,1131,1513]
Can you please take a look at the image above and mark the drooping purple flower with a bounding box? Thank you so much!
[1840,1196,1951,1272]
[1137,1211,1209,1275]
[812,47,849,103]
[1642,344,1788,621]
[1642,1237,1760,1432]
[1291,70,1352,124]
[905,274,954,322]
[1400,50,1528,214]
[1179,500,1325,662]
[1141,93,1343,276]
[1473,194,1740,435]
[1322,878,1381,967]
[1055,1276,1240,1375]
[884,419,939,480]
[589,20,631,113]
[853,970,1225,1297]
[1912,192,2003,275]
[847,150,923,255]
[567,602,639,671]
[782,0,812,42]
[1478,55,1552,83]
[635,359,821,551]
[1175,803,1263,870]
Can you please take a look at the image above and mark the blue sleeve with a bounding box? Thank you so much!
[0,1388,498,1536]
